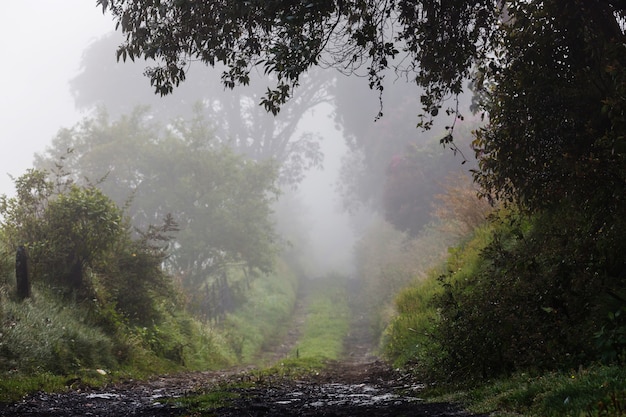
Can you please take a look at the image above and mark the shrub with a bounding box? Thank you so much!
[428,206,625,382]
[382,224,494,373]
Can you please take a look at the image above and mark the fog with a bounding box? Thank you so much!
[0,2,358,277]
[0,2,113,194]
[295,104,356,277]
[0,2,473,281]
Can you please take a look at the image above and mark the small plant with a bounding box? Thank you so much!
[426,366,626,417]
[169,384,241,413]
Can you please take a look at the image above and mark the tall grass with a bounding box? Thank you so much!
[381,273,442,368]
[380,219,498,376]
[0,285,117,375]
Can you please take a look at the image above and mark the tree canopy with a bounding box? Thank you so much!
[71,33,331,186]
[97,0,500,120]
[97,0,626,209]
[35,107,280,299]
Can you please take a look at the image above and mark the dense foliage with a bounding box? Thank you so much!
[96,0,504,122]
[472,2,626,212]
[35,108,280,314]
[0,168,176,323]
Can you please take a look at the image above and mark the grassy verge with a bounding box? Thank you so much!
[382,211,626,416]
[382,224,494,375]
[261,274,351,376]
[427,365,626,417]
[291,275,350,360]
[0,259,299,403]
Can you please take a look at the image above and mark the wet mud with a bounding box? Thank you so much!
[213,360,487,417]
[0,362,486,417]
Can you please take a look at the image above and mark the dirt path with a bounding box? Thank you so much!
[0,278,487,416]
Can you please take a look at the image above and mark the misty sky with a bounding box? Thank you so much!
[0,2,112,195]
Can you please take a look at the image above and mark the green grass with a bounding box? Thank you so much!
[168,384,241,415]
[382,272,442,368]
[238,272,355,377]
[221,259,299,364]
[0,373,71,403]
[0,286,117,375]
[162,273,353,414]
[0,255,349,406]
[289,275,350,362]
[425,366,626,417]
[0,259,300,403]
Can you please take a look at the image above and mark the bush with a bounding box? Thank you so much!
[428,206,626,381]
[382,224,494,373]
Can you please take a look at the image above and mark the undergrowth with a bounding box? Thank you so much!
[382,205,626,416]
[0,259,300,403]
[430,366,626,417]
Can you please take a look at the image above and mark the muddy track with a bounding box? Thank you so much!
[0,279,487,416]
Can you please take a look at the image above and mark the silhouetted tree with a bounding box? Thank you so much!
[71,33,332,186]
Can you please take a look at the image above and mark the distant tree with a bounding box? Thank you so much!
[432,171,493,238]
[35,107,280,301]
[334,78,434,214]
[71,33,332,185]
[381,143,455,236]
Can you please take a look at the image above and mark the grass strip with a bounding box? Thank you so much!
[427,365,626,417]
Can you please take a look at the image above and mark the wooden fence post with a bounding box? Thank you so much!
[16,245,31,300]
